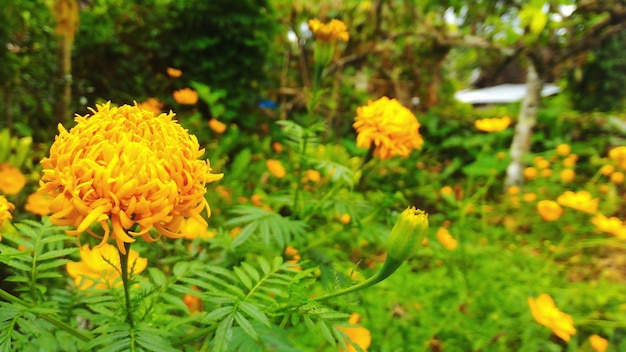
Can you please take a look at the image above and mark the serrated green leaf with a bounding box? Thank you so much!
[234,312,258,341]
[257,257,270,275]
[316,319,335,346]
[36,258,70,271]
[233,267,252,290]
[36,248,77,261]
[148,267,167,287]
[240,262,260,282]
[237,301,270,327]
[203,306,234,323]
[212,313,235,352]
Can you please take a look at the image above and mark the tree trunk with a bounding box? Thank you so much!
[505,61,544,188]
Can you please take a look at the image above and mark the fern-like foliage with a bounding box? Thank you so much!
[276,120,325,153]
[224,206,308,248]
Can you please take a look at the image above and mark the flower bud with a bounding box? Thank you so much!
[387,207,429,262]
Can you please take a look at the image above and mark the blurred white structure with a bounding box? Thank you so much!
[455,84,560,105]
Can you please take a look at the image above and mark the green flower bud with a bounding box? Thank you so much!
[387,207,428,262]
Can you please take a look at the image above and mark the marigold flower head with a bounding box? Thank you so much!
[0,195,15,224]
[537,200,563,221]
[609,146,626,170]
[474,116,511,132]
[600,164,615,176]
[0,163,26,195]
[339,213,351,224]
[353,97,423,160]
[556,190,598,214]
[528,293,576,342]
[436,227,457,251]
[305,169,321,183]
[523,167,537,180]
[208,118,226,134]
[534,158,550,170]
[166,67,183,78]
[66,243,147,290]
[180,217,216,240]
[173,88,199,105]
[308,18,349,43]
[556,144,571,157]
[184,286,202,314]
[610,171,624,185]
[589,334,609,352]
[562,154,578,168]
[560,169,575,183]
[591,213,625,238]
[336,313,371,352]
[39,103,223,253]
[24,192,54,216]
[266,159,286,178]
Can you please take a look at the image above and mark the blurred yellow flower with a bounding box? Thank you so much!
[440,186,454,196]
[600,164,615,176]
[284,245,301,266]
[537,200,563,221]
[528,293,576,342]
[523,193,537,202]
[339,213,351,224]
[0,195,15,224]
[24,192,54,216]
[336,313,371,352]
[609,146,626,169]
[305,169,321,183]
[474,116,511,132]
[610,171,624,185]
[66,243,147,290]
[507,186,520,195]
[523,167,537,180]
[556,144,571,156]
[353,97,423,160]
[180,217,216,240]
[173,88,199,105]
[183,286,202,315]
[541,169,553,178]
[272,142,283,153]
[308,18,349,43]
[208,118,226,134]
[560,169,575,183]
[589,334,608,352]
[166,67,183,78]
[39,103,223,253]
[136,97,163,114]
[266,159,286,178]
[556,190,598,214]
[562,154,578,168]
[0,163,26,195]
[591,213,625,239]
[535,158,550,170]
[436,227,457,250]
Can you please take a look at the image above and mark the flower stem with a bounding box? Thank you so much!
[119,242,134,328]
[0,288,92,342]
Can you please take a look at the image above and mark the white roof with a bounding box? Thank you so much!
[455,84,561,104]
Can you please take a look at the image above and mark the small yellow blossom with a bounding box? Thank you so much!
[0,163,26,195]
[305,169,321,183]
[591,213,625,238]
[208,118,226,134]
[336,313,371,352]
[436,227,457,250]
[173,88,199,105]
[557,190,599,214]
[560,169,575,183]
[589,334,609,352]
[272,142,283,153]
[474,116,511,132]
[183,286,202,315]
[166,67,183,78]
[541,169,553,178]
[250,194,263,207]
[39,103,223,253]
[339,213,351,224]
[523,193,537,202]
[524,167,537,180]
[284,246,301,267]
[609,146,626,170]
[528,293,576,342]
[507,186,520,195]
[562,154,578,168]
[537,200,563,221]
[66,243,147,290]
[180,217,216,240]
[308,18,349,42]
[353,97,423,160]
[136,98,163,114]
[266,159,286,178]
[0,195,15,224]
[24,192,54,216]
[440,186,454,196]
[610,171,624,185]
[556,144,571,156]
[600,164,615,176]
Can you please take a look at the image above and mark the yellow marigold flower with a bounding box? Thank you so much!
[137,97,163,114]
[436,227,458,251]
[600,164,615,176]
[284,245,301,266]
[528,293,576,342]
[183,286,202,315]
[250,194,263,207]
[557,190,598,214]
[305,169,321,183]
[272,142,283,153]
[24,192,54,216]
[308,18,349,43]
[556,144,571,157]
[537,200,563,221]
[474,116,511,132]
[0,195,15,224]
[523,167,537,180]
[609,146,626,169]
[535,158,550,170]
[610,171,624,185]
[66,243,147,290]
[589,334,609,352]
[541,169,553,178]
[591,213,625,238]
[336,313,371,352]
[353,97,423,160]
[507,186,520,195]
[0,163,26,195]
[266,159,286,178]
[523,193,537,202]
[180,217,216,240]
[39,103,223,253]
[339,213,351,224]
[562,154,578,168]
[208,118,226,134]
[173,88,199,105]
[440,186,454,196]
[166,67,183,78]
[560,169,575,183]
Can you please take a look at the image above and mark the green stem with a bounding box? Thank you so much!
[119,242,134,328]
[0,288,91,342]
[173,324,218,347]
[292,133,309,217]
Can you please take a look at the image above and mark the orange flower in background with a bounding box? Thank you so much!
[208,118,226,134]
[0,163,26,195]
[304,169,321,183]
[528,293,576,342]
[608,146,626,170]
[0,195,15,224]
[523,167,537,180]
[66,243,147,290]
[474,116,511,132]
[556,144,571,157]
[610,171,624,185]
[173,88,198,105]
[24,192,54,216]
[560,169,575,183]
[180,217,216,240]
[166,67,183,78]
[336,313,371,352]
[272,142,283,153]
[284,245,301,266]
[266,159,286,178]
[537,200,563,221]
[556,190,598,214]
[137,98,163,115]
[589,334,609,352]
[339,213,351,224]
[184,286,203,315]
[39,103,223,253]
[353,97,423,160]
[600,164,614,176]
[591,213,626,239]
[562,154,578,168]
[436,227,458,250]
[308,18,350,42]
